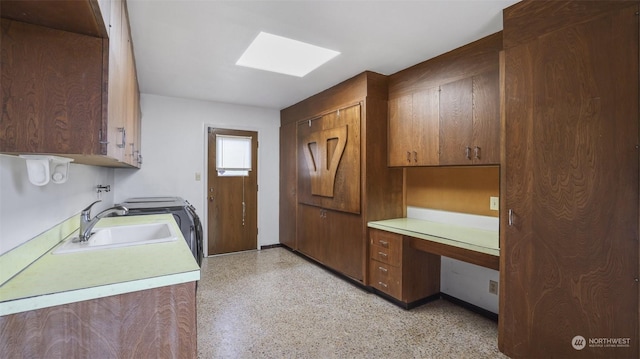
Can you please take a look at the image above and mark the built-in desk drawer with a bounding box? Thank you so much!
[369,229,401,266]
[369,261,401,298]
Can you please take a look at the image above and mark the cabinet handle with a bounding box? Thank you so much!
[474,146,480,160]
[413,151,417,163]
[465,146,471,160]
[98,129,109,145]
[378,266,388,273]
[407,151,411,163]
[378,251,388,258]
[378,281,388,288]
[378,240,389,248]
[508,209,514,226]
[117,127,126,148]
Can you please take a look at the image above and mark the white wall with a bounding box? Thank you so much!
[0,154,114,255]
[114,94,280,252]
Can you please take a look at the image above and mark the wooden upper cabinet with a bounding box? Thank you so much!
[0,0,141,167]
[0,19,104,156]
[388,32,502,168]
[471,70,499,164]
[439,77,473,165]
[106,0,141,166]
[388,88,439,167]
[439,70,499,165]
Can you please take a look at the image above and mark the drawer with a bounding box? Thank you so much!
[370,229,402,252]
[369,229,402,266]
[369,260,401,299]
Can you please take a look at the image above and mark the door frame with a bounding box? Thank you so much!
[202,124,261,257]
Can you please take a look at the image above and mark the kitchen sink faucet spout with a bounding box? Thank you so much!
[79,200,129,242]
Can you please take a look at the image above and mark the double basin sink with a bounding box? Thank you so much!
[54,222,178,254]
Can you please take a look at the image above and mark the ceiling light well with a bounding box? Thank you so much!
[236,32,340,77]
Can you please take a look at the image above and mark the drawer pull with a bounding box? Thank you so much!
[378,266,388,273]
[378,240,389,248]
[378,281,388,288]
[378,252,388,258]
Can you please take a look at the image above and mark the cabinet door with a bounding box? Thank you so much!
[388,94,413,166]
[297,104,361,213]
[472,70,499,164]
[0,19,103,155]
[324,209,363,281]
[105,0,126,162]
[413,88,440,166]
[279,122,297,249]
[501,4,639,358]
[388,89,439,167]
[438,77,473,165]
[296,204,326,263]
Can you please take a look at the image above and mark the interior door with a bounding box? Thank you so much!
[207,128,258,255]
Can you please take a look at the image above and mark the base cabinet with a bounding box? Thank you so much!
[298,204,363,280]
[369,229,440,305]
[0,283,197,358]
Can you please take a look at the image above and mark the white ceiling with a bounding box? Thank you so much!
[127,0,519,110]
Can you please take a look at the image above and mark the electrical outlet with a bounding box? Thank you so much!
[490,196,499,211]
[489,280,498,295]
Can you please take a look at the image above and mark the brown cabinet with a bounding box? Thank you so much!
[279,121,297,249]
[298,204,362,280]
[0,282,197,358]
[369,229,440,305]
[439,70,499,165]
[280,72,403,282]
[106,0,141,167]
[388,32,502,168]
[500,1,639,358]
[0,0,141,167]
[388,88,440,166]
[297,104,361,214]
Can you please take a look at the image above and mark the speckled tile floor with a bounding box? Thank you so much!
[197,247,508,359]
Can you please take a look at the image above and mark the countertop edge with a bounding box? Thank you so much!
[0,270,200,316]
[368,219,500,257]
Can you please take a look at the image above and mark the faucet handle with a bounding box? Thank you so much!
[82,200,102,216]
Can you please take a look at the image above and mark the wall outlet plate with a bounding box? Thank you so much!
[490,196,499,211]
[489,280,498,295]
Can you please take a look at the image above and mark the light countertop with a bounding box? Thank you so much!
[368,218,499,256]
[0,214,200,316]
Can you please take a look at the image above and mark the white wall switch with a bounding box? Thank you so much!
[490,196,499,211]
[195,172,201,181]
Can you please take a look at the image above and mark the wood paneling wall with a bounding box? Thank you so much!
[406,166,499,217]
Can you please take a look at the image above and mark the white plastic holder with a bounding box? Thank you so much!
[19,155,74,186]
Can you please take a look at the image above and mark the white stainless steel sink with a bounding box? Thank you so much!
[53,222,179,254]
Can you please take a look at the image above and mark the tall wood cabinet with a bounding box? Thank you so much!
[388,32,502,167]
[280,72,403,282]
[0,0,141,167]
[499,1,639,358]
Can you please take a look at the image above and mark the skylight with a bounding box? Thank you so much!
[236,32,340,77]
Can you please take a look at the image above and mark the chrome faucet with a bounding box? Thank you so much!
[79,200,129,242]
